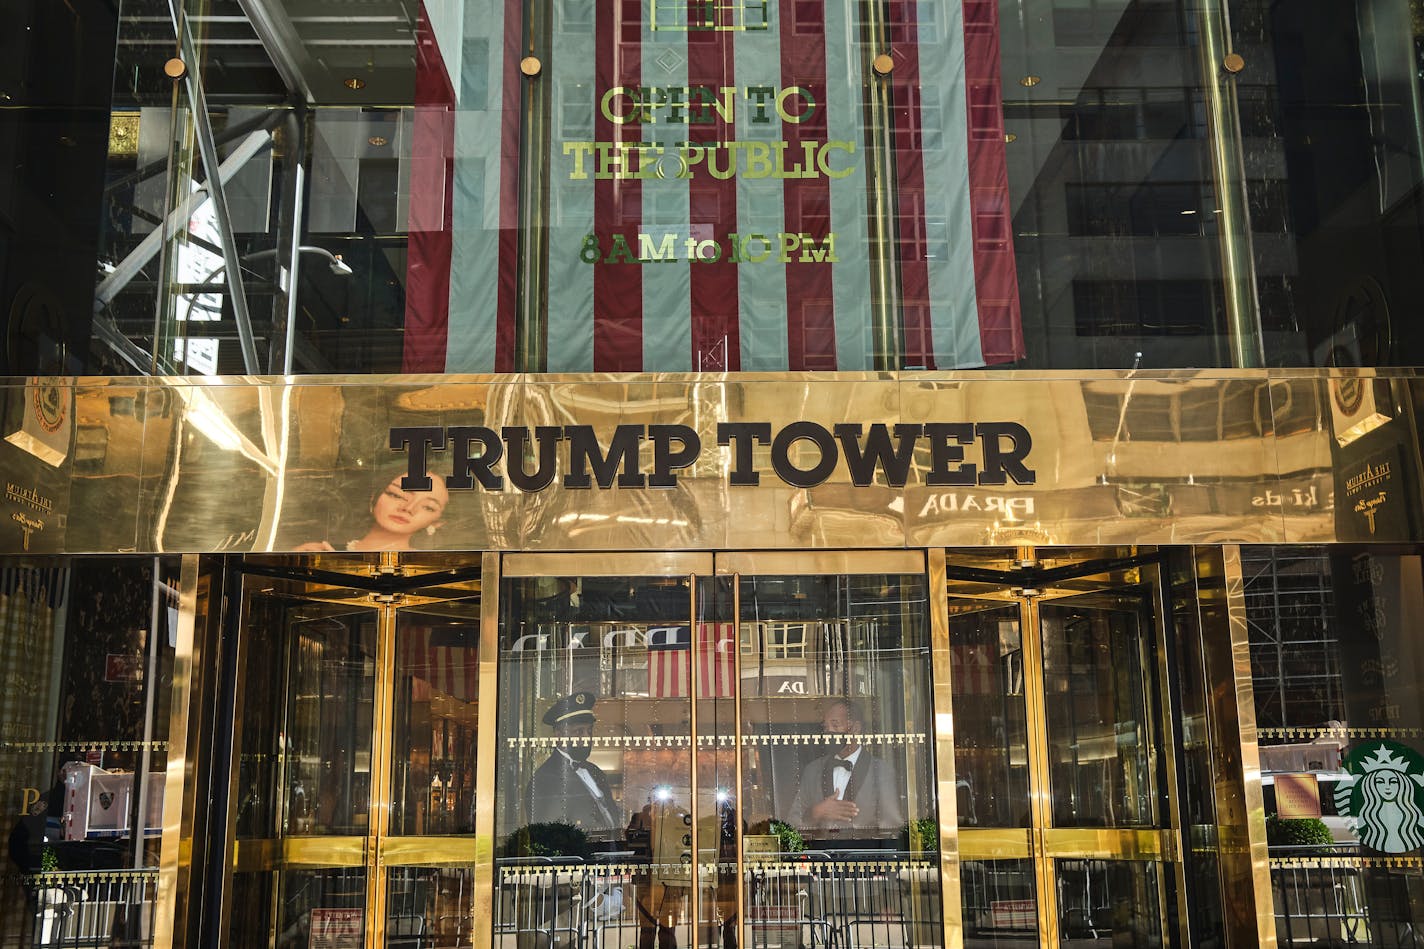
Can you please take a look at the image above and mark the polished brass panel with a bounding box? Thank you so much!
[1209,546,1276,948]
[503,551,713,576]
[927,548,963,949]
[379,836,479,867]
[154,556,202,949]
[957,829,1033,861]
[731,573,746,949]
[1039,829,1165,860]
[472,551,501,949]
[1017,592,1059,948]
[715,550,922,576]
[365,564,398,949]
[233,836,368,870]
[21,368,1422,554]
[688,574,702,949]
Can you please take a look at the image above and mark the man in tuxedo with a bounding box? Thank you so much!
[527,691,621,837]
[788,698,904,836]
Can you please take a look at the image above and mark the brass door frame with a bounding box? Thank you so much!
[221,553,483,949]
[495,549,939,949]
[951,548,1186,948]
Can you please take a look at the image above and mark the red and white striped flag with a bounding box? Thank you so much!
[648,623,736,698]
[399,623,479,703]
[406,0,1023,372]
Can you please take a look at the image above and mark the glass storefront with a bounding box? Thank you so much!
[7,0,1424,376]
[8,544,1424,945]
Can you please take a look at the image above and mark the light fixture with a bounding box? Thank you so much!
[1018,75,1041,87]
[344,77,367,90]
[1180,209,1197,215]
[367,135,388,147]
[1004,132,1017,143]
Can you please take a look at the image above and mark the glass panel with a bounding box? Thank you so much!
[494,574,693,949]
[229,870,277,949]
[386,866,473,948]
[735,572,940,946]
[391,608,481,835]
[1039,588,1158,828]
[948,600,1030,827]
[277,868,368,949]
[236,579,377,839]
[962,859,1037,948]
[1245,545,1424,941]
[1054,859,1160,947]
[696,576,739,949]
[0,557,176,947]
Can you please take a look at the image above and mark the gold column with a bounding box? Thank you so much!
[364,554,400,949]
[1016,568,1059,947]
[688,574,702,949]
[472,551,502,949]
[927,549,964,949]
[1199,546,1275,948]
[154,555,205,949]
[731,574,746,949]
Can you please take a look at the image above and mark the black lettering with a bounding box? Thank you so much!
[976,422,1035,485]
[503,426,563,492]
[771,421,837,488]
[834,423,921,487]
[564,425,647,489]
[447,426,504,491]
[648,425,701,487]
[717,423,772,486]
[389,426,446,491]
[924,423,976,486]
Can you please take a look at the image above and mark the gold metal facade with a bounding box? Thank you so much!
[3,369,1422,556]
[10,368,1417,948]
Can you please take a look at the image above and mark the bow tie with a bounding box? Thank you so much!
[832,758,854,772]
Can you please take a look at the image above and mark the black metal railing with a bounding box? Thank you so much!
[1272,846,1424,947]
[5,871,159,949]
[493,850,941,949]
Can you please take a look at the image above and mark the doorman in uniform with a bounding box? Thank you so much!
[527,691,620,837]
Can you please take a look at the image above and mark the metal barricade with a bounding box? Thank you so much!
[1272,848,1424,947]
[495,851,939,949]
[495,857,591,949]
[18,871,158,949]
[746,850,938,949]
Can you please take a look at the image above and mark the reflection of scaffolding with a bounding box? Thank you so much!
[1241,547,1344,731]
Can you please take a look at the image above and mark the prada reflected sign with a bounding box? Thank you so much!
[390,422,1036,492]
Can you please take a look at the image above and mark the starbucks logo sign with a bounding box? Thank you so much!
[1334,741,1424,853]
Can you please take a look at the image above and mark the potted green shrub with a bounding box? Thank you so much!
[1265,815,1334,852]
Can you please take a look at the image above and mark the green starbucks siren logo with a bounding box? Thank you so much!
[1334,740,1424,854]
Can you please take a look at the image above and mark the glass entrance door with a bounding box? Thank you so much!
[491,551,943,949]
[223,553,484,949]
[947,548,1184,948]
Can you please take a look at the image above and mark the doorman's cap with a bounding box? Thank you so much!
[544,691,597,727]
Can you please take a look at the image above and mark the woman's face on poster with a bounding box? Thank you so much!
[373,475,449,537]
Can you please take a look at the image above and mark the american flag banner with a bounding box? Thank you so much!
[950,642,998,696]
[409,0,1023,371]
[648,623,736,698]
[399,623,479,704]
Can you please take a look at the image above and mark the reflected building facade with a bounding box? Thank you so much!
[3,1,1424,948]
